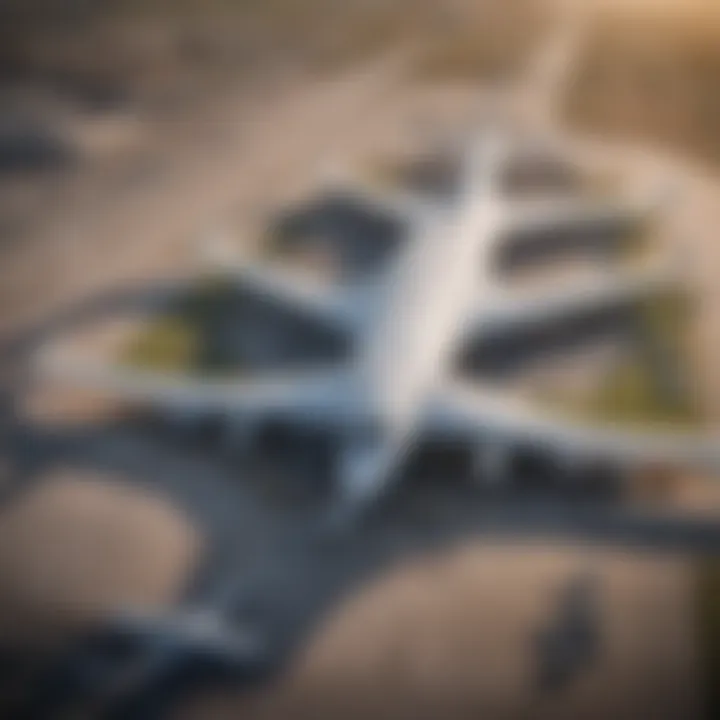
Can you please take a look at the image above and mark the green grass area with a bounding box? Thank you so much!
[124,317,199,372]
[593,290,701,428]
[534,288,703,430]
[122,277,246,376]
[587,356,700,430]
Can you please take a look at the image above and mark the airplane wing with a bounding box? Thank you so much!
[427,380,720,471]
[34,343,352,427]
[467,263,678,340]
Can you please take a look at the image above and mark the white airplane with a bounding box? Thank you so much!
[35,133,719,521]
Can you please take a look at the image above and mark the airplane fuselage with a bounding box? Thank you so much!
[357,185,504,450]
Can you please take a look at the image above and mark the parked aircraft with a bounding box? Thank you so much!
[35,133,716,521]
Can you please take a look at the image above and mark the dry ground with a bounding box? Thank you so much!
[178,544,700,720]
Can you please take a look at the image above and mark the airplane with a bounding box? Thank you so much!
[33,132,720,523]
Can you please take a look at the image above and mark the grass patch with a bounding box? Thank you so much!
[122,277,246,375]
[124,317,199,372]
[588,360,700,430]
[597,289,700,428]
[535,288,703,430]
